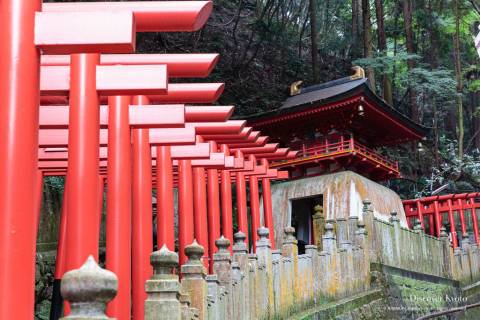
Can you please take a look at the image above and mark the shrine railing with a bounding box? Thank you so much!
[275,138,399,172]
[403,193,480,248]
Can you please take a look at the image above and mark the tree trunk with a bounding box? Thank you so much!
[375,0,393,104]
[309,0,319,83]
[352,0,363,56]
[474,92,480,150]
[454,0,464,159]
[362,0,375,91]
[402,0,419,122]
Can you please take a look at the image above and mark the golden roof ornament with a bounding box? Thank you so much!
[350,66,365,80]
[290,80,303,96]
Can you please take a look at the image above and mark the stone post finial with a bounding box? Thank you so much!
[314,204,324,216]
[362,199,373,213]
[324,222,335,238]
[233,231,247,252]
[234,231,246,245]
[215,236,230,253]
[389,211,400,224]
[413,218,423,233]
[185,240,204,264]
[257,226,269,239]
[60,255,118,319]
[283,226,297,244]
[145,245,181,320]
[439,226,448,241]
[256,226,271,249]
[151,244,179,276]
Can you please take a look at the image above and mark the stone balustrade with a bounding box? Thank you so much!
[60,199,480,319]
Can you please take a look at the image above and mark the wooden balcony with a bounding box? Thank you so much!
[271,138,400,180]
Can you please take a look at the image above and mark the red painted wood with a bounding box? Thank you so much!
[40,65,168,95]
[39,104,184,129]
[41,83,225,104]
[250,176,261,252]
[42,1,213,32]
[178,160,195,266]
[35,11,135,54]
[64,54,101,282]
[220,145,234,252]
[42,53,219,78]
[131,96,153,320]
[207,141,221,273]
[193,166,210,269]
[0,0,41,313]
[156,146,175,251]
[105,96,132,320]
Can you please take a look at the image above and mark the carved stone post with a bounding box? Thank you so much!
[232,232,248,271]
[230,262,242,320]
[354,219,367,248]
[232,232,248,318]
[60,256,118,320]
[322,221,337,253]
[179,293,193,320]
[390,211,401,263]
[413,218,423,234]
[336,217,351,250]
[256,227,274,317]
[362,200,374,259]
[212,236,232,319]
[320,222,339,298]
[439,226,454,278]
[181,240,208,320]
[305,244,319,302]
[144,245,182,320]
[248,254,258,319]
[348,216,359,243]
[355,219,369,290]
[205,275,219,320]
[312,204,325,250]
[281,226,299,306]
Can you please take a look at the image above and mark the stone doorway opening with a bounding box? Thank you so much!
[290,195,323,254]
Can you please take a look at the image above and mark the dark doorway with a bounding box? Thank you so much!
[291,195,323,254]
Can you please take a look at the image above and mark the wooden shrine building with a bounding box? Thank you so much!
[247,69,427,181]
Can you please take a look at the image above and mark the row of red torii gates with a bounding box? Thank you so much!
[0,1,295,319]
[403,193,480,248]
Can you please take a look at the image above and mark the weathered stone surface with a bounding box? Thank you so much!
[266,171,408,248]
[312,205,325,250]
[213,236,232,319]
[181,240,208,320]
[60,255,117,320]
[144,245,181,320]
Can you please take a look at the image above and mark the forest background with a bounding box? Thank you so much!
[42,0,480,223]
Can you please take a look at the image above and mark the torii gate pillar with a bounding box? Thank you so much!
[0,0,41,317]
[65,53,101,270]
[132,95,153,320]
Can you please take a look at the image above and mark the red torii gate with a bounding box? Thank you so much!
[0,1,295,319]
[403,193,480,248]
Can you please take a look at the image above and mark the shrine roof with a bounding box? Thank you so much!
[280,78,369,110]
[246,76,428,146]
